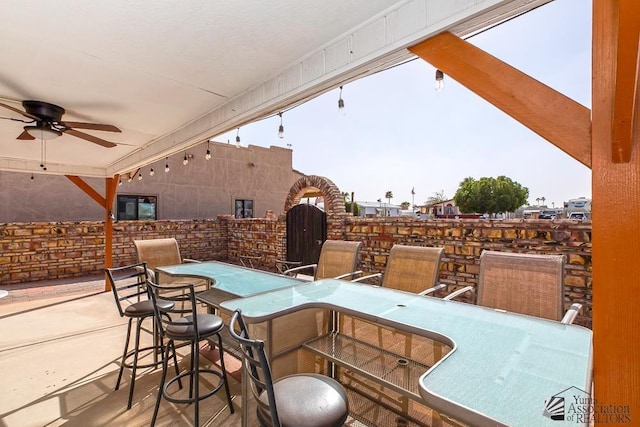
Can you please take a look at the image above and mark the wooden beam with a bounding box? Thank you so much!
[65,175,106,206]
[104,175,119,292]
[592,0,640,421]
[409,32,592,168]
[611,0,640,162]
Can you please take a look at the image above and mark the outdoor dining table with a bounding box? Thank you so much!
[220,278,594,427]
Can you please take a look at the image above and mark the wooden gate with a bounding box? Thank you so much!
[286,204,327,265]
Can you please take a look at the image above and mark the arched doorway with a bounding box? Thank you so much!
[283,175,345,264]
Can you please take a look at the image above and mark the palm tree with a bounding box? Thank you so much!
[384,191,393,217]
[536,197,541,206]
[541,196,546,206]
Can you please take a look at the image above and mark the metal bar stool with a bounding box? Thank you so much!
[147,281,234,426]
[105,262,180,409]
[229,309,349,427]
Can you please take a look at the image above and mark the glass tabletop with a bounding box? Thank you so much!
[155,261,303,298]
[220,278,593,427]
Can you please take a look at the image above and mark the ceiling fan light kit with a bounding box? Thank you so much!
[24,123,62,140]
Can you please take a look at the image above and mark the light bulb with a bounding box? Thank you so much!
[118,179,122,186]
[165,163,170,173]
[183,153,189,165]
[435,69,445,92]
[150,168,155,176]
[127,176,133,182]
[205,148,212,160]
[236,135,241,147]
[278,112,284,138]
[138,173,142,181]
[338,86,345,115]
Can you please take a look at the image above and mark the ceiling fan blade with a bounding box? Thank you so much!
[60,121,121,132]
[17,130,35,140]
[0,102,40,121]
[64,128,117,148]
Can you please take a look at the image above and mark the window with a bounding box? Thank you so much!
[117,195,157,220]
[235,199,253,218]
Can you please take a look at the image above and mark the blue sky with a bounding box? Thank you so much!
[218,0,591,209]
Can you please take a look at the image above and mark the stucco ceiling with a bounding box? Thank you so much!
[0,0,550,178]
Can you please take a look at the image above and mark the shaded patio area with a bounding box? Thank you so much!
[1,276,453,427]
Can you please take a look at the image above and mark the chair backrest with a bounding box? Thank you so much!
[229,309,281,427]
[477,250,565,321]
[146,280,200,340]
[105,262,149,317]
[382,245,444,293]
[315,240,362,280]
[133,238,182,270]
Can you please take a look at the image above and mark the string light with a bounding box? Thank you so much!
[165,158,170,173]
[30,173,34,180]
[138,172,142,180]
[127,174,133,182]
[338,86,345,115]
[205,140,212,160]
[118,178,122,186]
[183,152,189,166]
[236,128,241,147]
[150,168,155,176]
[278,112,284,138]
[435,69,445,92]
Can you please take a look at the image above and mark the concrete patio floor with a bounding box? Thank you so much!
[0,275,244,427]
[0,275,451,427]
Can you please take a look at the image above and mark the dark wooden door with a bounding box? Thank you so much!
[286,204,327,265]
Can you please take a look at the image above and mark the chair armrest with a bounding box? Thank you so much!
[275,259,303,274]
[183,258,201,264]
[283,264,317,277]
[334,270,363,280]
[442,285,475,301]
[419,283,447,296]
[351,273,382,284]
[561,303,583,324]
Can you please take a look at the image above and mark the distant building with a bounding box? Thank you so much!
[0,140,303,222]
[355,201,402,217]
[417,199,468,218]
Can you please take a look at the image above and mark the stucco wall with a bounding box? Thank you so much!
[0,215,592,326]
[0,140,303,222]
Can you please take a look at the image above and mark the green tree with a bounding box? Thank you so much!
[453,176,528,215]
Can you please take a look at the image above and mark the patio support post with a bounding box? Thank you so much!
[66,174,119,291]
[592,0,640,421]
[104,176,119,291]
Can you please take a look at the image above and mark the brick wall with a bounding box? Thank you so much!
[0,215,592,326]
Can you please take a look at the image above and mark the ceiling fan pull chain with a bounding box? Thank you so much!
[40,138,47,171]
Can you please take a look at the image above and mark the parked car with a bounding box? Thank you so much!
[539,209,557,219]
[569,212,588,220]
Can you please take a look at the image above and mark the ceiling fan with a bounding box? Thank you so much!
[0,100,120,148]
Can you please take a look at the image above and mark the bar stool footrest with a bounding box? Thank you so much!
[162,369,226,405]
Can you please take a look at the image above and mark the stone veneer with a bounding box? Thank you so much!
[0,216,592,327]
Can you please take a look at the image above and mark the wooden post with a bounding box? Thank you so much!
[592,0,640,421]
